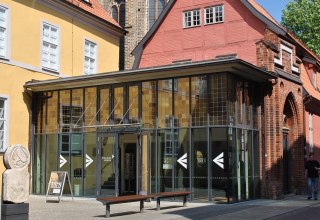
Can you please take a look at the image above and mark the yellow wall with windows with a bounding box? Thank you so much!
[0,0,121,192]
[4,0,119,76]
[0,63,56,188]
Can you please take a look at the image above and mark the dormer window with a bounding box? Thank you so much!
[274,43,299,73]
[183,9,201,28]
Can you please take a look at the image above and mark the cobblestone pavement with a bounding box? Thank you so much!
[2,195,320,220]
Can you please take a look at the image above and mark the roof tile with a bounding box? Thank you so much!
[66,0,121,28]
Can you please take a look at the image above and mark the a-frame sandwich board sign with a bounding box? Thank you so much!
[46,171,73,202]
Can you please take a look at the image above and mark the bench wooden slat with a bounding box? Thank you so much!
[96,192,192,217]
[97,195,151,205]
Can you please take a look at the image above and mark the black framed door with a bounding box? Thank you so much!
[96,132,141,196]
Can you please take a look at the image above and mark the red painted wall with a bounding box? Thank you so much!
[305,111,320,160]
[139,0,267,68]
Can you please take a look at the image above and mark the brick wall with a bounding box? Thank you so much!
[258,30,305,198]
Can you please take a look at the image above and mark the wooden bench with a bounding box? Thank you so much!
[97,195,151,218]
[150,191,192,211]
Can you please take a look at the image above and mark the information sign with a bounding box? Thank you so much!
[46,171,73,202]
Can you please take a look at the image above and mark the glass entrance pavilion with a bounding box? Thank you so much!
[26,59,276,203]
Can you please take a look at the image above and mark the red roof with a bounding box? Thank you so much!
[66,0,121,28]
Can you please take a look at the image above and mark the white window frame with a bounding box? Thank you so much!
[309,113,313,151]
[0,95,9,152]
[84,39,97,75]
[274,43,299,73]
[204,5,224,25]
[41,21,60,72]
[0,5,9,59]
[183,9,201,28]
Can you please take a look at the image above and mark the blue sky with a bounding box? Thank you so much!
[256,0,293,23]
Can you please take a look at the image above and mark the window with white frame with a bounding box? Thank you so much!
[42,22,59,72]
[183,9,201,28]
[204,5,224,25]
[313,68,317,88]
[0,96,8,152]
[0,5,8,59]
[84,39,97,75]
[309,113,313,151]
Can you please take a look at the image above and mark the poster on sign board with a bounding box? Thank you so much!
[46,171,73,202]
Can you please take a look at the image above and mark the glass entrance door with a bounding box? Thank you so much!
[97,132,142,196]
[98,134,118,196]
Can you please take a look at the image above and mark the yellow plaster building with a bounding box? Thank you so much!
[0,0,124,190]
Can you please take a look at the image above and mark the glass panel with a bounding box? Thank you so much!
[211,128,228,203]
[191,76,208,126]
[71,133,83,196]
[99,87,110,126]
[35,93,47,134]
[119,133,137,195]
[72,89,83,132]
[33,134,46,194]
[47,92,58,133]
[174,129,189,191]
[59,90,71,133]
[128,85,139,123]
[142,81,156,128]
[252,85,259,129]
[228,76,236,127]
[158,129,173,192]
[192,128,208,201]
[84,132,97,196]
[253,131,260,198]
[101,136,116,196]
[209,74,228,125]
[114,87,124,124]
[229,128,237,202]
[244,81,250,126]
[236,81,243,125]
[141,134,149,194]
[237,129,246,201]
[158,80,173,128]
[247,130,253,199]
[46,134,59,190]
[150,131,156,193]
[174,78,190,128]
[85,87,97,132]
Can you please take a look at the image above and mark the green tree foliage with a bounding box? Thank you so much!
[281,0,320,56]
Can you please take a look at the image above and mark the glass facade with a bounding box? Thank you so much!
[32,73,260,203]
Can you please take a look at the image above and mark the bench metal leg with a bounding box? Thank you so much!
[156,198,160,211]
[183,196,187,207]
[106,204,110,218]
[140,201,144,213]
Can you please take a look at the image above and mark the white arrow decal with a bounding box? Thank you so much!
[86,154,93,168]
[213,152,224,169]
[177,153,188,169]
[60,155,67,168]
